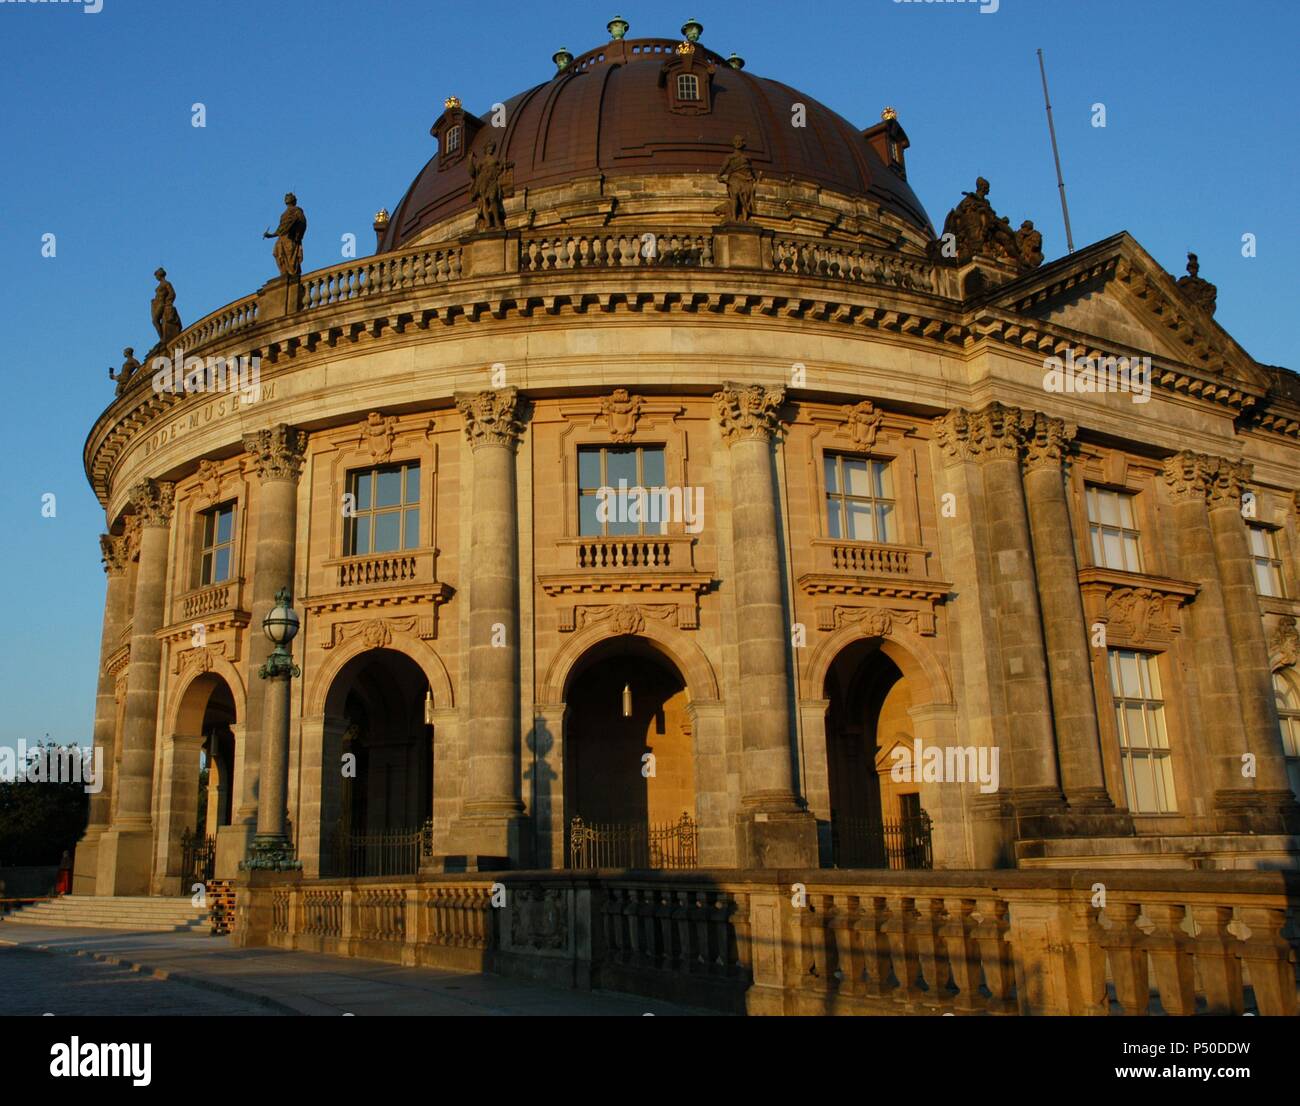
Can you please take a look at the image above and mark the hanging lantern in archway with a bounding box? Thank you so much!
[621,683,633,718]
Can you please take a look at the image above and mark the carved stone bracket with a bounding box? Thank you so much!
[1077,567,1198,648]
[713,381,785,444]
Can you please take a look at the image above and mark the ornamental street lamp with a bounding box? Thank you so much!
[243,587,303,871]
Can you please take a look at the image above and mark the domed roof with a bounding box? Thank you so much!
[381,32,932,250]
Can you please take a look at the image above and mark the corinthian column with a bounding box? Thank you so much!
[73,533,131,894]
[1020,413,1123,826]
[228,424,307,874]
[96,479,174,896]
[449,387,526,865]
[1204,460,1299,830]
[714,382,817,868]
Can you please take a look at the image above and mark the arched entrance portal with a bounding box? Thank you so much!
[322,648,432,876]
[564,637,696,868]
[824,638,931,869]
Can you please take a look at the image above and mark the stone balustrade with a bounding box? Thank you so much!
[179,578,244,621]
[772,237,935,292]
[572,536,677,570]
[520,231,714,271]
[814,539,920,576]
[238,868,1299,1016]
[301,245,463,310]
[335,551,422,589]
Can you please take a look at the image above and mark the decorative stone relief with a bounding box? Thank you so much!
[933,402,1028,464]
[195,459,228,505]
[321,615,435,650]
[597,389,645,443]
[563,603,679,635]
[1077,569,1195,647]
[1021,412,1076,473]
[1270,617,1299,670]
[243,423,307,482]
[360,411,400,462]
[1160,451,1217,501]
[455,387,523,450]
[842,400,884,450]
[713,381,785,444]
[174,640,229,677]
[509,884,569,951]
[99,532,130,576]
[818,605,930,636]
[1206,458,1253,509]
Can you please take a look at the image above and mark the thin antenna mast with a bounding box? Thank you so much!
[1036,48,1075,255]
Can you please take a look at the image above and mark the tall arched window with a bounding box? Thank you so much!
[1274,669,1300,799]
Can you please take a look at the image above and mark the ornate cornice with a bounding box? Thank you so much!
[99,532,130,576]
[713,381,785,444]
[128,478,175,528]
[242,423,307,482]
[455,386,523,450]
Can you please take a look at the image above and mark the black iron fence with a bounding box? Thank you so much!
[331,820,430,878]
[831,811,933,870]
[568,813,699,870]
[179,828,215,884]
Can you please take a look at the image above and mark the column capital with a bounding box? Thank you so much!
[242,423,307,482]
[1160,450,1217,502]
[99,532,130,576]
[1207,458,1253,510]
[127,478,175,528]
[933,401,1027,463]
[454,386,524,450]
[713,381,786,444]
[1021,411,1077,473]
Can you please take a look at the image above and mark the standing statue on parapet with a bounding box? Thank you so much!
[718,134,757,222]
[264,192,308,278]
[1015,220,1044,269]
[151,268,183,346]
[469,142,510,230]
[109,347,141,396]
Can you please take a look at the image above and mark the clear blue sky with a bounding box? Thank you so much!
[0,0,1296,752]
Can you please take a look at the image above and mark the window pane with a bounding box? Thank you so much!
[578,449,601,490]
[352,515,370,555]
[214,547,231,583]
[201,552,213,586]
[1157,757,1177,812]
[1122,758,1139,811]
[1124,705,1148,748]
[1131,755,1156,812]
[846,500,873,542]
[355,473,371,511]
[872,461,894,499]
[824,456,839,495]
[216,506,233,545]
[376,468,402,508]
[876,503,896,543]
[606,449,636,487]
[1149,705,1169,749]
[1117,493,1136,529]
[842,459,871,497]
[405,464,420,504]
[1122,533,1142,572]
[373,511,400,552]
[1248,527,1267,557]
[403,508,419,550]
[606,511,638,537]
[641,449,665,487]
[1275,674,1300,712]
[202,511,215,547]
[1118,651,1142,698]
[825,499,842,539]
[1102,529,1123,570]
[579,495,600,536]
[1143,655,1162,698]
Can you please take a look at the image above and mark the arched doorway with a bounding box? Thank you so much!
[322,648,432,876]
[162,673,237,891]
[823,638,931,869]
[563,637,696,868]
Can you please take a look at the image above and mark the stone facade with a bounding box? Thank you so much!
[77,30,1300,899]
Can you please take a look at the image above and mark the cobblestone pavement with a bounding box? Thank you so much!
[0,945,279,1016]
[0,924,709,1015]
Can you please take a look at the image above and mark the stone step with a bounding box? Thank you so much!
[1,896,209,931]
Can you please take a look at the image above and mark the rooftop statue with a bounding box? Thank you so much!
[718,135,757,222]
[937,177,1042,272]
[1176,252,1217,315]
[151,268,183,346]
[469,142,511,230]
[264,192,308,278]
[109,347,140,396]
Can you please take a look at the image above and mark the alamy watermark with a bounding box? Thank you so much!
[0,740,102,793]
[596,481,704,534]
[1042,349,1151,404]
[151,348,262,404]
[890,738,1000,793]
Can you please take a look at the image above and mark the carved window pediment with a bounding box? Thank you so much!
[1077,567,1198,648]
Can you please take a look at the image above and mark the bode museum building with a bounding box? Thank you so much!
[74,19,1300,1013]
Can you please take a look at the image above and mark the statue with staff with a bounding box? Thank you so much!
[264,192,308,278]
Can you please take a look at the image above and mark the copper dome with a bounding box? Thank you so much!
[381,35,933,249]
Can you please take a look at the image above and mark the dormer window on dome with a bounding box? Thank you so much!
[660,41,715,115]
[431,96,483,171]
[862,109,910,180]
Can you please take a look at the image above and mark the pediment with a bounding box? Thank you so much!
[987,233,1269,390]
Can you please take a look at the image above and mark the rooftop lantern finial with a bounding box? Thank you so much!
[444,95,461,110]
[681,18,703,42]
[553,46,573,72]
[881,106,898,121]
[727,52,745,70]
[607,15,629,40]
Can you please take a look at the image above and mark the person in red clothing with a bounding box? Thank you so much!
[55,850,72,896]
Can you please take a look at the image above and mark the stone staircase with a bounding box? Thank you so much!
[0,896,209,932]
